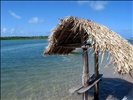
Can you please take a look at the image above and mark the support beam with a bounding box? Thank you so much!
[57,43,82,48]
[57,43,91,48]
[82,47,89,100]
[94,50,99,100]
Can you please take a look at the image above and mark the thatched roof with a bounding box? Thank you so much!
[43,16,133,74]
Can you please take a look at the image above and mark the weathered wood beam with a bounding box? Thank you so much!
[78,74,102,94]
[57,43,82,48]
[82,47,89,100]
[57,43,91,48]
[94,50,99,100]
[69,74,102,94]
[69,85,83,94]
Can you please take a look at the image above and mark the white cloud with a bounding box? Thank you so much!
[1,28,7,33]
[78,1,108,11]
[9,10,21,19]
[28,17,43,23]
[89,1,107,10]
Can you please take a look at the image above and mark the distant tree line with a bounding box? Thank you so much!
[0,36,48,40]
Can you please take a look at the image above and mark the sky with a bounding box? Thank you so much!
[1,1,133,39]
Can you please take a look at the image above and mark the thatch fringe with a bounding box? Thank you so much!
[44,16,133,74]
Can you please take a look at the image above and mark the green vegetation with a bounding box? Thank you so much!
[0,36,48,40]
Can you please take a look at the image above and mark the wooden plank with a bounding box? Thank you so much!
[69,74,103,94]
[69,85,83,93]
[78,77,101,94]
[78,75,102,94]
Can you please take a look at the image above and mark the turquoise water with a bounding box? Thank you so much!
[1,39,83,100]
[1,39,133,100]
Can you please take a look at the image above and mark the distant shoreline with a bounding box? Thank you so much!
[0,36,132,41]
[0,36,48,40]
[129,37,133,40]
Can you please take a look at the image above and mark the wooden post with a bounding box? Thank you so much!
[94,50,99,100]
[82,46,89,100]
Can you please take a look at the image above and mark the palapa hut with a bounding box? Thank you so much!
[44,16,133,74]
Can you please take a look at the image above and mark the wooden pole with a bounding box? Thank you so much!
[94,50,99,100]
[82,46,89,100]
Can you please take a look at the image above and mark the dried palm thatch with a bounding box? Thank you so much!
[43,16,133,74]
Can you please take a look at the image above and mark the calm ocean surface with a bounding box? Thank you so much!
[1,39,133,100]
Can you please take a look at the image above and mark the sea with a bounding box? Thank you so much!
[1,39,133,100]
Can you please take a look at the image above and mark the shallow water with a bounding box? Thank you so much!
[1,39,133,100]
